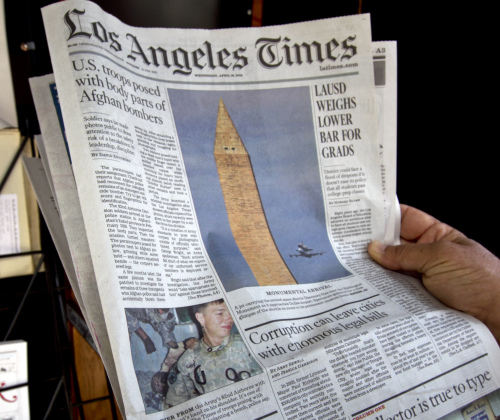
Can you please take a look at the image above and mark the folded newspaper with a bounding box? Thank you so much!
[27,1,500,419]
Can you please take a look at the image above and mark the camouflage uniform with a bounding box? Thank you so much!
[165,332,262,406]
[125,308,177,348]
[144,390,167,411]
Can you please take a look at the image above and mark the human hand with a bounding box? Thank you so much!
[368,205,500,342]
[184,337,198,349]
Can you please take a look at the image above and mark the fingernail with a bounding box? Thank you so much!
[370,240,387,254]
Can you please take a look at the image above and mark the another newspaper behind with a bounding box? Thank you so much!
[37,1,500,419]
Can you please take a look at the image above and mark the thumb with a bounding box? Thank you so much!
[368,240,434,273]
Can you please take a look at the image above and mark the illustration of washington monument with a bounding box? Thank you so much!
[214,99,297,286]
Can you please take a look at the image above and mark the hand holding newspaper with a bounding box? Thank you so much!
[28,1,500,418]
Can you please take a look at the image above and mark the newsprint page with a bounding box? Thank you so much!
[34,1,500,419]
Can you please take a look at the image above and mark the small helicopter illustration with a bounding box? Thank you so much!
[289,242,325,258]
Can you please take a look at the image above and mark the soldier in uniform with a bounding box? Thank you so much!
[126,308,178,354]
[165,299,262,407]
[144,337,199,411]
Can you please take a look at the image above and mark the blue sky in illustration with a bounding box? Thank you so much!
[168,87,351,292]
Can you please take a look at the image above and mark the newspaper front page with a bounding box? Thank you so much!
[39,1,500,419]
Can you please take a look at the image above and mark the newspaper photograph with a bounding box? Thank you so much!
[27,1,500,419]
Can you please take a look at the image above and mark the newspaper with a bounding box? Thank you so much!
[0,341,29,420]
[28,78,125,412]
[32,1,500,419]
